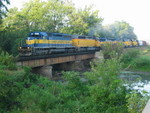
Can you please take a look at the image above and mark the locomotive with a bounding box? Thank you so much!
[19,32,100,56]
[19,31,144,57]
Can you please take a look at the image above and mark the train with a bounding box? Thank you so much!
[18,31,147,56]
[19,32,100,56]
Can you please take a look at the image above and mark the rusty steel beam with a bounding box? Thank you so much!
[16,53,95,67]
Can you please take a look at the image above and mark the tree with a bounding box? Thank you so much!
[100,21,137,40]
[0,0,76,54]
[20,0,74,32]
[0,0,103,54]
[0,0,10,20]
[61,6,103,36]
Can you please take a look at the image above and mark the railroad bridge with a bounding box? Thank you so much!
[16,52,99,78]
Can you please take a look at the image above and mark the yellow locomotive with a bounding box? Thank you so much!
[19,32,140,56]
[19,32,100,56]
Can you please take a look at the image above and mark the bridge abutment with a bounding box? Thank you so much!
[32,66,53,78]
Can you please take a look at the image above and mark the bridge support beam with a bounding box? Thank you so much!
[17,53,95,68]
[53,59,91,71]
[32,66,53,78]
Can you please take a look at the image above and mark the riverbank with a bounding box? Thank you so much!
[121,46,150,72]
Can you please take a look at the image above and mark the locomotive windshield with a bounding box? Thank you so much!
[99,38,107,42]
[29,32,41,37]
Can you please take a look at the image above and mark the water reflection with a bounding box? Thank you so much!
[120,71,150,92]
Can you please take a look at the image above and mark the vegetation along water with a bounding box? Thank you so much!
[0,0,150,112]
[0,44,150,113]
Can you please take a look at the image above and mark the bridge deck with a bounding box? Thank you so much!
[16,52,95,67]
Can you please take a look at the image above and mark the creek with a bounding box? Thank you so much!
[120,71,150,93]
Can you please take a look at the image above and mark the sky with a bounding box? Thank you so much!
[9,0,150,41]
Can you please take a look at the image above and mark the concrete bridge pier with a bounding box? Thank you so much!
[32,66,53,78]
[31,59,92,79]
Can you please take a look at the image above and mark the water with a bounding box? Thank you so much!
[120,71,150,93]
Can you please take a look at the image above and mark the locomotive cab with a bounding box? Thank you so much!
[19,32,47,56]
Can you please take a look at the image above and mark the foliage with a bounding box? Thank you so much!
[61,6,103,35]
[83,58,129,113]
[126,90,149,113]
[0,0,103,55]
[0,53,149,112]
[0,0,10,20]
[0,68,23,112]
[18,84,58,112]
[120,48,150,71]
[0,66,40,113]
[0,49,16,70]
[56,71,88,113]
[0,0,148,112]
[100,21,137,40]
[121,48,140,68]
[101,42,124,59]
[132,56,150,71]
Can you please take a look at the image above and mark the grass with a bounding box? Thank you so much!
[132,54,150,72]
[122,46,150,72]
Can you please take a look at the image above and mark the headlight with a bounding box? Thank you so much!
[27,47,30,49]
[20,47,22,49]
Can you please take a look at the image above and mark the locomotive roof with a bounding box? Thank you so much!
[73,35,95,39]
[29,32,72,38]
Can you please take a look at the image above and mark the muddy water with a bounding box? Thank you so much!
[120,71,150,92]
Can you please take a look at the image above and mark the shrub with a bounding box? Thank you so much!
[0,66,41,112]
[0,49,17,70]
[18,84,58,113]
[57,71,88,113]
[0,70,24,112]
[101,42,124,59]
[83,58,128,113]
[121,48,140,64]
[126,90,149,113]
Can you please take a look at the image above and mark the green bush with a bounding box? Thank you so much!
[55,71,88,113]
[0,49,17,70]
[101,42,124,59]
[83,58,128,113]
[126,90,149,113]
[121,49,140,64]
[18,84,58,112]
[0,70,23,112]
[0,67,40,112]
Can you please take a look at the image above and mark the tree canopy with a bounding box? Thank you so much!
[0,0,10,19]
[99,21,137,40]
[0,0,137,55]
